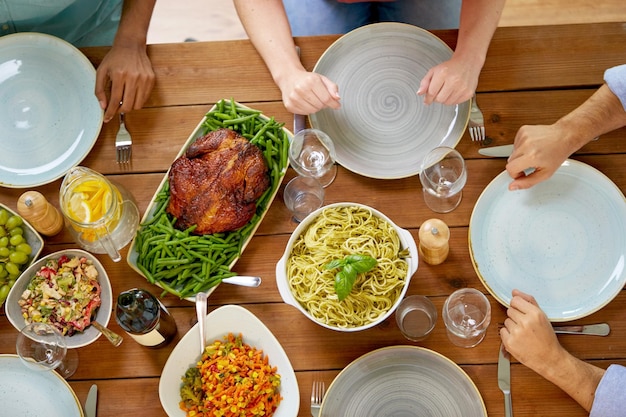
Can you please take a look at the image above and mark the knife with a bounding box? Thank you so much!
[85,384,97,417]
[553,323,610,336]
[478,144,514,157]
[498,344,513,417]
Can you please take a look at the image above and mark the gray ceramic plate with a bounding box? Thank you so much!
[311,22,469,179]
[320,346,486,417]
[469,160,626,321]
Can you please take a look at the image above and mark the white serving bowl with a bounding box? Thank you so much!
[5,249,113,349]
[276,202,418,332]
[159,304,299,416]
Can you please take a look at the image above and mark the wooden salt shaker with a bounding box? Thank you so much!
[16,191,64,236]
[418,218,450,265]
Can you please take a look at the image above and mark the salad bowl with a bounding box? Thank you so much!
[5,249,113,349]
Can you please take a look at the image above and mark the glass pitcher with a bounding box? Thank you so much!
[59,166,139,262]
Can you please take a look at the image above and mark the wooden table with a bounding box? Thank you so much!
[1,22,626,417]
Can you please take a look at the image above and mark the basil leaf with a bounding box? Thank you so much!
[324,259,345,270]
[345,254,377,274]
[334,267,357,301]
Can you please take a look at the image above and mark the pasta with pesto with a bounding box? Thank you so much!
[286,205,408,328]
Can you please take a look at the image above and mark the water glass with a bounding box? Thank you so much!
[419,147,467,213]
[283,176,324,222]
[395,295,437,341]
[288,128,337,187]
[442,288,491,348]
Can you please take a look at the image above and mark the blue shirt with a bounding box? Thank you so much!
[0,0,122,47]
[604,64,626,111]
[590,364,626,417]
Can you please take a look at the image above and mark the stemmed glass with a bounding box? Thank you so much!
[16,322,79,378]
[289,128,337,187]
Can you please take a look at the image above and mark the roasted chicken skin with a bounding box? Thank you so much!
[167,128,270,235]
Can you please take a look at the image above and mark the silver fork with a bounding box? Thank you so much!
[469,95,485,142]
[311,379,325,417]
[115,112,132,163]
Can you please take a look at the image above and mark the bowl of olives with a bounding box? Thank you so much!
[0,204,44,307]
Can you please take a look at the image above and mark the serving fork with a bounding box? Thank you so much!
[469,95,485,142]
[115,112,132,163]
[311,379,325,417]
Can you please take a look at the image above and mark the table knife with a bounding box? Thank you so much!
[85,384,97,417]
[498,344,513,417]
[478,144,514,157]
[553,323,610,336]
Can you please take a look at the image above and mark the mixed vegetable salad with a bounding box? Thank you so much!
[18,255,101,336]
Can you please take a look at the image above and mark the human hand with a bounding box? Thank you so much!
[500,289,566,374]
[277,69,341,115]
[95,44,155,122]
[505,124,574,190]
[417,56,479,105]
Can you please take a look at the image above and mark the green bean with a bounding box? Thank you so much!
[134,98,290,299]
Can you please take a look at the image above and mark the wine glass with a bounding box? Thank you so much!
[289,128,337,187]
[16,322,79,378]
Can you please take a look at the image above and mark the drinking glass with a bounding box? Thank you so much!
[16,322,79,378]
[283,176,324,222]
[419,147,467,213]
[395,295,437,341]
[288,128,337,187]
[442,288,491,348]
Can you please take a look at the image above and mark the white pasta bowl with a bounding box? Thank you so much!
[5,249,113,349]
[276,202,418,332]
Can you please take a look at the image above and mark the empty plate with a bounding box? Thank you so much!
[0,33,103,188]
[311,22,469,179]
[320,346,486,417]
[470,159,626,321]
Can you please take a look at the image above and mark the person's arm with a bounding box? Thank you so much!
[233,0,340,114]
[418,0,504,105]
[500,290,605,411]
[95,0,157,122]
[506,83,626,190]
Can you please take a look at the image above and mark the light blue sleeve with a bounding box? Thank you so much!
[589,364,626,417]
[604,64,626,111]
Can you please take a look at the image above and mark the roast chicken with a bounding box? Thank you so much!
[167,128,270,235]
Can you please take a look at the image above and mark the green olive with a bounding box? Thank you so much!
[9,251,28,265]
[0,209,8,226]
[0,284,9,303]
[9,235,24,247]
[5,262,19,276]
[5,215,23,230]
[16,243,32,255]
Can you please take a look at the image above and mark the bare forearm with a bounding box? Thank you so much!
[555,84,626,153]
[455,0,504,67]
[540,353,605,412]
[114,0,157,47]
[233,0,303,83]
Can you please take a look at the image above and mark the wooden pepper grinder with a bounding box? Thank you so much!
[418,218,450,265]
[17,191,64,236]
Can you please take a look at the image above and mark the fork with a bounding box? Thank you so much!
[469,95,485,142]
[311,379,325,417]
[115,112,132,163]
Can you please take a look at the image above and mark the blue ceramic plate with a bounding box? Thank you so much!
[0,33,103,188]
[469,160,626,321]
[0,354,83,416]
[311,22,469,179]
[159,305,299,416]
